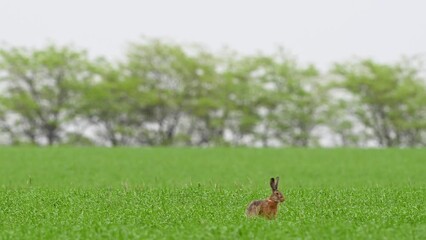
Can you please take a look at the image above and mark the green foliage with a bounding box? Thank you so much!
[0,148,425,239]
[75,59,141,146]
[123,38,223,145]
[0,45,91,145]
[1,40,425,147]
[333,59,426,147]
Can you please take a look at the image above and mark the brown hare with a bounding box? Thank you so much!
[246,177,285,219]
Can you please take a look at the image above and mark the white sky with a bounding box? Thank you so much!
[1,0,426,70]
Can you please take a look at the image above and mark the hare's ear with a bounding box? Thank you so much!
[270,177,276,191]
[275,177,280,189]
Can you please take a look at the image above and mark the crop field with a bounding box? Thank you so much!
[0,148,425,239]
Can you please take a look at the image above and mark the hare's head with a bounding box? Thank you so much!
[269,177,285,203]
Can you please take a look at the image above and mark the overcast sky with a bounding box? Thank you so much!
[1,0,425,70]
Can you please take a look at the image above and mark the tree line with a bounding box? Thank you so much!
[0,38,425,147]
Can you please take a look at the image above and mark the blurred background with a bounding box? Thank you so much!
[1,0,425,147]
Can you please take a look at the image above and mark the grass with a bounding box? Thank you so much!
[0,147,425,239]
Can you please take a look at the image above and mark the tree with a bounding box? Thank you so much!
[222,50,326,147]
[75,59,142,146]
[178,49,227,146]
[333,59,426,147]
[213,52,263,146]
[0,45,91,145]
[124,38,216,145]
[1,40,425,148]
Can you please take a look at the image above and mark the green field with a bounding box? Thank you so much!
[0,148,425,239]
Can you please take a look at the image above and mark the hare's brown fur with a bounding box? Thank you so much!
[246,177,285,219]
